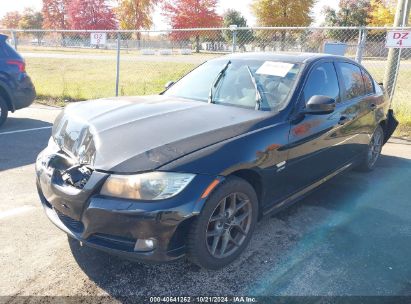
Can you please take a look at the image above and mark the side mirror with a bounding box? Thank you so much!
[164,81,175,90]
[304,95,336,115]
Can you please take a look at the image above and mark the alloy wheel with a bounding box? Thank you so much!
[368,128,383,168]
[205,192,252,259]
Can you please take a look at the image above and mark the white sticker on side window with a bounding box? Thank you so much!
[256,61,294,77]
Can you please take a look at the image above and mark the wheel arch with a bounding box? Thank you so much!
[229,169,264,220]
[0,84,14,112]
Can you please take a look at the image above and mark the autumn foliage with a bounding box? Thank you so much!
[117,0,158,31]
[162,0,222,49]
[42,0,70,29]
[252,0,315,27]
[0,11,22,29]
[68,0,116,30]
[368,0,396,26]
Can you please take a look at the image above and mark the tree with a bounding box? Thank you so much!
[252,0,314,26]
[116,0,158,42]
[222,9,253,51]
[324,0,371,26]
[19,8,44,44]
[367,0,407,26]
[1,11,21,29]
[162,0,223,52]
[117,0,157,30]
[42,0,70,30]
[68,0,116,30]
[323,0,371,41]
[19,8,43,29]
[252,0,315,50]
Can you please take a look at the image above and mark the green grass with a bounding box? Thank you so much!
[365,64,411,138]
[26,57,195,103]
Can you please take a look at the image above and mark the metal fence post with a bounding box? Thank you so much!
[355,28,367,64]
[10,30,17,51]
[115,32,121,97]
[384,0,411,101]
[230,25,238,53]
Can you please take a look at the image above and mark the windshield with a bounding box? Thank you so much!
[164,58,300,112]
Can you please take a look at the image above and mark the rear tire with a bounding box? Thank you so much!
[357,125,384,172]
[0,97,8,128]
[187,176,258,269]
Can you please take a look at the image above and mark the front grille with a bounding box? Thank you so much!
[55,209,84,233]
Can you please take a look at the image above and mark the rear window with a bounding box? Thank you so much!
[362,69,375,95]
[0,37,20,58]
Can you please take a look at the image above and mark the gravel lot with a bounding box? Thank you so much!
[1,104,411,300]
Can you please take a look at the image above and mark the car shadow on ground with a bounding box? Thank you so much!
[68,154,411,297]
[0,117,52,171]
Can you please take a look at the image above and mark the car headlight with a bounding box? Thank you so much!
[100,172,195,200]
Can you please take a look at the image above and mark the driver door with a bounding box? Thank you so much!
[282,61,349,196]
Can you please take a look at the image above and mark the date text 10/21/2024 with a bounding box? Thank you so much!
[149,296,258,303]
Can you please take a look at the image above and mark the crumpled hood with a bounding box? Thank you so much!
[52,95,270,173]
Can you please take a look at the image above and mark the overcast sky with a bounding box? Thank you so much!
[0,0,340,29]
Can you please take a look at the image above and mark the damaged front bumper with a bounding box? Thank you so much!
[35,147,215,263]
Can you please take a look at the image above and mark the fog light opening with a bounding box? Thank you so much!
[134,238,156,252]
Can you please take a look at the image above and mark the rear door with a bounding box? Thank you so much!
[334,61,376,158]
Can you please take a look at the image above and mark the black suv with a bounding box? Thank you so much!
[0,34,36,127]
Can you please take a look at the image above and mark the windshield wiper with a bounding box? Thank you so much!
[246,65,263,110]
[208,60,231,104]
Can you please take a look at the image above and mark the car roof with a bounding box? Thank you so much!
[218,52,352,64]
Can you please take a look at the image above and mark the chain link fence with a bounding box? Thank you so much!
[0,26,409,129]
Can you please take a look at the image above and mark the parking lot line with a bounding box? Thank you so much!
[0,206,35,220]
[0,126,52,136]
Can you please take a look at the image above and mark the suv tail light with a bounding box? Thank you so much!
[6,59,26,72]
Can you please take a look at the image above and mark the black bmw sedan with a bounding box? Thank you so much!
[35,53,397,269]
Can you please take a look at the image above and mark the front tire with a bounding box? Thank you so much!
[187,176,258,269]
[0,97,8,128]
[357,125,384,172]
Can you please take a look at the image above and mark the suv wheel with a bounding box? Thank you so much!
[187,176,258,269]
[0,97,8,127]
[357,125,384,172]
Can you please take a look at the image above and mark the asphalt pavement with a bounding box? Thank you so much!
[1,104,411,299]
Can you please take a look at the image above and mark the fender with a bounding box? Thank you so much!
[159,119,290,177]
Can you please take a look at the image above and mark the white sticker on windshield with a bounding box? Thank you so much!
[256,61,294,77]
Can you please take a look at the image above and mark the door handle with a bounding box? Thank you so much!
[338,116,349,125]
[369,103,377,110]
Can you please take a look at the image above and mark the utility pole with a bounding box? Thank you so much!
[383,0,411,101]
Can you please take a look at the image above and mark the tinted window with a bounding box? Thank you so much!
[0,40,19,58]
[338,62,365,100]
[303,62,340,103]
[362,69,374,95]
